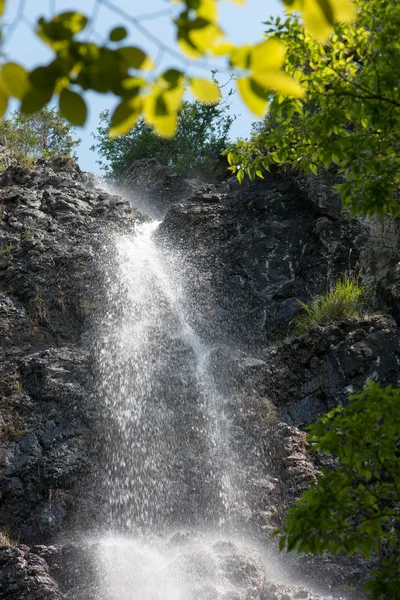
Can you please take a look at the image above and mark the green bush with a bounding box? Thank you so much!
[279,382,400,599]
[293,277,368,334]
[91,96,235,182]
[0,108,80,168]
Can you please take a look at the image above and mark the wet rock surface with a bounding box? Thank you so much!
[159,171,399,345]
[0,543,65,600]
[0,158,145,546]
[1,159,397,598]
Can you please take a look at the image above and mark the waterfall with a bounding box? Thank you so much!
[90,220,335,600]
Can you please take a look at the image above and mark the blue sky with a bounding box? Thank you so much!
[2,0,283,173]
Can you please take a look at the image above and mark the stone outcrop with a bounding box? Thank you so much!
[0,158,145,545]
[1,158,399,598]
[0,543,64,600]
[158,170,400,345]
[120,157,199,218]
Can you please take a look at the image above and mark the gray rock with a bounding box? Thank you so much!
[0,157,146,542]
[0,545,65,600]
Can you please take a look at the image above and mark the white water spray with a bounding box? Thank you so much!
[91,220,337,600]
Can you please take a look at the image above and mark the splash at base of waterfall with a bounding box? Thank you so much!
[92,532,329,600]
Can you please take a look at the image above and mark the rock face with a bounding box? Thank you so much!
[0,543,64,600]
[0,158,145,545]
[159,170,399,344]
[120,157,199,218]
[1,158,399,598]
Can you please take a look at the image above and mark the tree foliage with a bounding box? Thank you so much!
[279,382,400,599]
[0,0,355,137]
[226,0,400,216]
[92,96,234,180]
[0,107,80,164]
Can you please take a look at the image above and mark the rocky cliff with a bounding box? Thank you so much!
[0,157,399,599]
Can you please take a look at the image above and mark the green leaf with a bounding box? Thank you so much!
[37,12,88,49]
[109,26,128,42]
[59,88,87,126]
[29,64,60,90]
[0,83,8,117]
[21,87,53,114]
[0,1,5,17]
[52,12,88,38]
[161,69,184,87]
[117,47,154,70]
[109,96,142,137]
[1,63,29,100]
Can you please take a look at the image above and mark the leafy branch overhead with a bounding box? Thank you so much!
[226,0,400,216]
[0,0,356,137]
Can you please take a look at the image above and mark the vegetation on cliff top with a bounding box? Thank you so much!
[0,108,80,167]
[227,0,400,216]
[91,95,234,180]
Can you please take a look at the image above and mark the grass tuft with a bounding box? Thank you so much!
[292,276,369,335]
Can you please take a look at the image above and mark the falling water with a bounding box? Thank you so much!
[90,220,336,600]
[95,221,244,531]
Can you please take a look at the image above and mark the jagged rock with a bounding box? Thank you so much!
[0,544,64,600]
[1,158,398,599]
[0,158,146,542]
[261,315,400,424]
[120,157,199,218]
[158,171,400,344]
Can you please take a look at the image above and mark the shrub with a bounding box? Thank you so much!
[293,277,368,334]
[0,108,80,168]
[91,96,235,182]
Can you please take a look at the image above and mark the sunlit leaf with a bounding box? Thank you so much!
[143,90,179,138]
[120,77,146,92]
[211,41,235,56]
[196,0,218,22]
[109,26,128,42]
[163,83,184,113]
[333,0,357,22]
[252,71,305,97]
[109,96,142,137]
[230,45,252,69]
[1,63,29,100]
[152,113,178,138]
[237,77,269,117]
[0,1,5,17]
[0,83,8,117]
[302,0,334,41]
[251,38,286,71]
[59,88,87,126]
[190,78,220,103]
[189,20,223,55]
[177,29,203,58]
